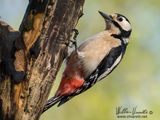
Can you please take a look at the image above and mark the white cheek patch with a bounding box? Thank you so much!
[120,20,131,31]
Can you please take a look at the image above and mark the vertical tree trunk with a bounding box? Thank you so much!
[0,0,85,120]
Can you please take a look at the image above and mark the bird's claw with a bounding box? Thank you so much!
[68,29,79,52]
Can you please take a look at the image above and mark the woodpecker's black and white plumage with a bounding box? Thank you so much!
[43,11,132,112]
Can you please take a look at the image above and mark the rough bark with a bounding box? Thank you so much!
[0,0,85,120]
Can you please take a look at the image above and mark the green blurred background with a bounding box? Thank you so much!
[0,0,160,120]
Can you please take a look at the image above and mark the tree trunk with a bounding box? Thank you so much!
[0,0,85,120]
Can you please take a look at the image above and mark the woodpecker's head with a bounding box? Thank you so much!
[99,11,132,39]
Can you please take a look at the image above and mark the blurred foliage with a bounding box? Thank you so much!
[0,0,160,120]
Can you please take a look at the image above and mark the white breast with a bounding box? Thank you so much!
[77,31,121,78]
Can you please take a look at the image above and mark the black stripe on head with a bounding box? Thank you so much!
[112,20,131,39]
[116,13,131,24]
[120,29,132,38]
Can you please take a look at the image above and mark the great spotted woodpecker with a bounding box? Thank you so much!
[43,11,132,112]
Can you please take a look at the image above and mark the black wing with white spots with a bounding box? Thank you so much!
[56,45,126,106]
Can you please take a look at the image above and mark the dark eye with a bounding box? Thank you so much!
[118,17,123,22]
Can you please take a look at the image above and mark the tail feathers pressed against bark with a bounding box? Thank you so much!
[42,96,62,113]
[42,95,75,113]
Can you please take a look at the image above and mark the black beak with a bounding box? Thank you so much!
[98,11,112,22]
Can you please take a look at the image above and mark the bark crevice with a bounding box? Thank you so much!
[0,0,85,120]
